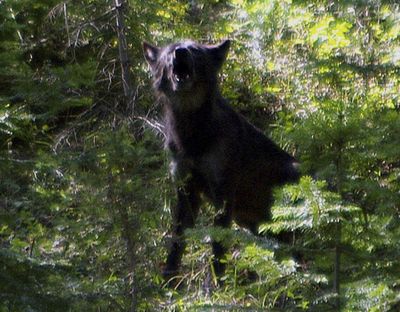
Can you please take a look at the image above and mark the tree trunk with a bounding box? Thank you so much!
[114,0,134,110]
[333,116,344,311]
[333,222,341,311]
[112,1,137,311]
[108,173,137,312]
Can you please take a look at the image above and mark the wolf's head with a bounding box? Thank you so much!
[143,40,230,109]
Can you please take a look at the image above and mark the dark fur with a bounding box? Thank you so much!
[143,40,300,280]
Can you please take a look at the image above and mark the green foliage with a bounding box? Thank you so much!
[1,0,399,311]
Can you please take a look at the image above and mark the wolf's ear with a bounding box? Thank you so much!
[143,42,160,70]
[209,40,231,70]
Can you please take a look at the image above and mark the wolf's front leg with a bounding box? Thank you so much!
[163,181,200,283]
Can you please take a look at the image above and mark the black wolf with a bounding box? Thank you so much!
[143,40,300,280]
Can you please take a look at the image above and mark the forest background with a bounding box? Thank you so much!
[1,0,399,311]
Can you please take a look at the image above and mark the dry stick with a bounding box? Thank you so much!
[63,3,71,47]
[9,7,24,45]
